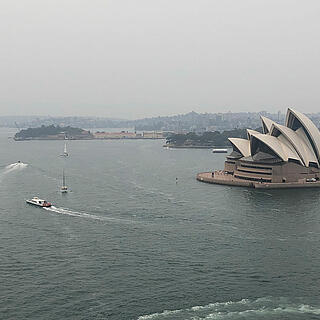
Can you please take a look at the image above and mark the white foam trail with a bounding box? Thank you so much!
[0,162,28,178]
[6,162,28,170]
[43,205,149,226]
[137,297,320,319]
[44,206,103,221]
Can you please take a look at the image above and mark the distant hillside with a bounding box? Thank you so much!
[2,116,126,130]
[1,111,285,132]
[14,125,92,140]
[130,111,271,131]
[4,111,320,133]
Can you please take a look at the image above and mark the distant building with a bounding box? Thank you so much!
[206,126,218,132]
[93,131,164,139]
[142,131,164,139]
[94,131,137,139]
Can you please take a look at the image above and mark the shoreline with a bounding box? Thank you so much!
[14,137,165,141]
[165,145,230,149]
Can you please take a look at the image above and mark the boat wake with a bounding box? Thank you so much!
[43,205,148,226]
[43,206,104,221]
[1,162,28,178]
[137,297,320,320]
[4,162,28,172]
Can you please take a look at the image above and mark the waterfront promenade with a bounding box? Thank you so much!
[197,171,320,189]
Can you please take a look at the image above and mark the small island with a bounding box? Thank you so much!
[165,128,262,148]
[14,125,93,140]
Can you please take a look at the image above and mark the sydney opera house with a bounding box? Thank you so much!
[197,108,320,188]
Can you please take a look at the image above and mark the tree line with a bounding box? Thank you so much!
[14,125,87,139]
[166,128,262,147]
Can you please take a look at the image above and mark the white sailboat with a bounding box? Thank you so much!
[60,169,68,193]
[60,142,68,157]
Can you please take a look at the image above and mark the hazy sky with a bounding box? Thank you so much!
[1,0,320,119]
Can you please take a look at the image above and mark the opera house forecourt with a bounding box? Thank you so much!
[197,108,320,189]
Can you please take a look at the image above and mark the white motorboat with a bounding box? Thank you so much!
[212,148,228,153]
[26,197,52,207]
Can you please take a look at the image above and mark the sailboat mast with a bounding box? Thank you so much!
[62,169,66,186]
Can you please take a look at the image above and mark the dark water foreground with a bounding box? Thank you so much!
[0,129,320,320]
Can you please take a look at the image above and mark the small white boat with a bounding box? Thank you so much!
[60,142,68,157]
[26,197,52,207]
[212,148,228,153]
[60,169,68,193]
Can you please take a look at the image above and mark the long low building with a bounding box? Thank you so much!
[93,131,164,139]
[197,108,320,189]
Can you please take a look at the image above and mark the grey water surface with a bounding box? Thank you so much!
[1,128,320,320]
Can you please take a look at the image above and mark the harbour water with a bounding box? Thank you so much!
[1,128,320,319]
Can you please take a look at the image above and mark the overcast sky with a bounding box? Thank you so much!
[1,0,320,119]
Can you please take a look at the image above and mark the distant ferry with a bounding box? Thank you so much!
[212,148,228,153]
[26,197,52,207]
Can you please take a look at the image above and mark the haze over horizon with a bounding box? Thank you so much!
[1,0,320,119]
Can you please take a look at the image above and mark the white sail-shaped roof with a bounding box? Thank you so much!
[270,123,318,167]
[249,132,303,164]
[226,108,320,168]
[295,127,317,161]
[246,129,260,140]
[286,108,320,161]
[260,116,275,134]
[228,138,250,157]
